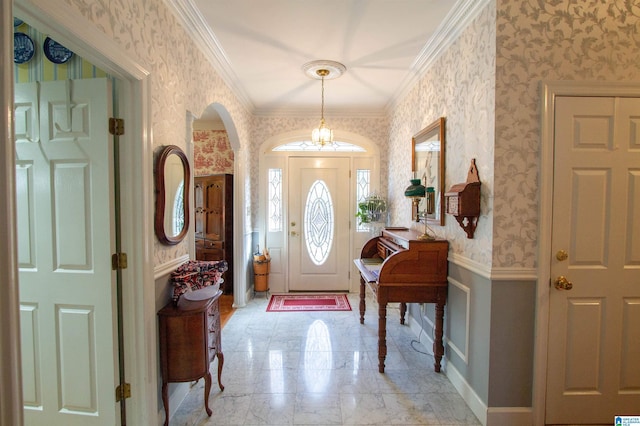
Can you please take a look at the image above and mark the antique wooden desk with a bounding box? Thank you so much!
[157,290,224,425]
[354,228,449,373]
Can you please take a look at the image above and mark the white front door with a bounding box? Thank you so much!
[546,96,640,423]
[16,79,119,425]
[288,157,350,291]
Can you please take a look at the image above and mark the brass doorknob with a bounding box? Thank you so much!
[554,276,573,290]
[290,231,299,236]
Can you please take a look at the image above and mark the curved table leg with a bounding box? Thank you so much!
[162,381,169,426]
[204,371,212,416]
[216,351,225,391]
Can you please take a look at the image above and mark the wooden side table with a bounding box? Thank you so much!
[157,290,224,425]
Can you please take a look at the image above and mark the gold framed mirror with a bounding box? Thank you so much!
[412,117,445,226]
[155,145,190,245]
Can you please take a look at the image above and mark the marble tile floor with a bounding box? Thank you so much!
[169,293,481,426]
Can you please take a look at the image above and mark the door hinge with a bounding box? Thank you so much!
[112,253,128,270]
[115,383,131,402]
[109,117,125,136]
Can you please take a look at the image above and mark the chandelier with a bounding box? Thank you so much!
[302,60,346,148]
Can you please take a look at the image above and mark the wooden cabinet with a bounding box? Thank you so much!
[195,174,233,293]
[157,291,224,426]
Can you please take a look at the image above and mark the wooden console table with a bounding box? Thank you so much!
[354,228,448,373]
[157,290,224,425]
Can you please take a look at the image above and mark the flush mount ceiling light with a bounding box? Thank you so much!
[302,60,346,148]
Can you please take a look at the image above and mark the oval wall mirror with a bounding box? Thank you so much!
[155,145,190,245]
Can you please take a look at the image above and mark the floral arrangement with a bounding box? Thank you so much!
[355,194,388,225]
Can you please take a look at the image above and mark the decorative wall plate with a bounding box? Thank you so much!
[43,37,74,64]
[14,32,35,64]
[14,18,24,27]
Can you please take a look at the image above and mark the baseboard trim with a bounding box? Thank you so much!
[486,407,532,426]
[444,361,488,426]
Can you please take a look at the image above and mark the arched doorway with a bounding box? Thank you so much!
[258,130,381,294]
[188,104,244,307]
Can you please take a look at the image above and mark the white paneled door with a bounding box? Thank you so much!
[288,157,350,291]
[16,79,118,425]
[546,96,640,423]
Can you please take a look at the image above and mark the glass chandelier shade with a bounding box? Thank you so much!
[311,118,333,146]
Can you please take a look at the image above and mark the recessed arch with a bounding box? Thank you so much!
[199,103,241,152]
[189,102,245,308]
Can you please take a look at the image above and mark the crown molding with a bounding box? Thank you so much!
[164,0,254,112]
[386,0,492,113]
[166,0,490,118]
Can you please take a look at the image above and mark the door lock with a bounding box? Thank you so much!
[554,276,573,290]
[290,231,299,236]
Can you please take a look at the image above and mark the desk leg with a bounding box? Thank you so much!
[399,302,407,324]
[216,351,225,391]
[433,300,445,372]
[359,276,366,324]
[378,302,387,373]
[162,381,169,426]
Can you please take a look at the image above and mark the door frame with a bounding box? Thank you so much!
[2,1,156,424]
[259,130,381,294]
[534,80,640,425]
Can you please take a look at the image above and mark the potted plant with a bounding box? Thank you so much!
[356,194,388,226]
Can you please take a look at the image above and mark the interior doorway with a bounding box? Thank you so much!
[189,103,243,306]
[16,77,120,426]
[7,2,157,424]
[192,109,235,294]
[536,82,640,425]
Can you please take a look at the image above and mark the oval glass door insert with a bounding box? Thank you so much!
[304,180,334,265]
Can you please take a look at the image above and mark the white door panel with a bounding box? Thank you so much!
[16,79,118,425]
[289,157,350,291]
[546,96,640,423]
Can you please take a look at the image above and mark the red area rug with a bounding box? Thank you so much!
[266,294,351,312]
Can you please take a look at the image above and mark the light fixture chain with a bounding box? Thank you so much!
[321,76,325,120]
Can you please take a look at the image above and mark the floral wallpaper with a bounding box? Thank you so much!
[54,0,640,271]
[59,0,253,267]
[387,1,496,267]
[493,0,640,268]
[193,130,234,175]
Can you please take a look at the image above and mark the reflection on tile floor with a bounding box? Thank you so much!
[169,293,481,425]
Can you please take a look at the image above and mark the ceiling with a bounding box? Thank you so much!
[169,0,474,118]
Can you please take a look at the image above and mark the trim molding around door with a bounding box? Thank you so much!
[534,80,640,426]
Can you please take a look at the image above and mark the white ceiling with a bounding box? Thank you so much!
[169,0,479,118]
